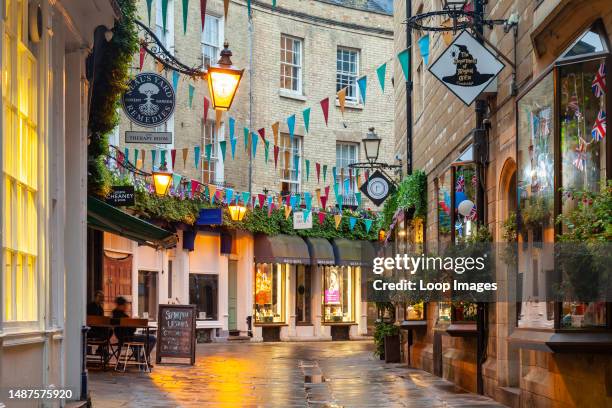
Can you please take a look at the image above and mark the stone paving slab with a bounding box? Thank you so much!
[89,341,506,408]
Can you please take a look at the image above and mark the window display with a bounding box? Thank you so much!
[437,170,452,252]
[254,263,286,324]
[453,164,478,243]
[404,301,425,321]
[437,302,451,323]
[295,265,311,324]
[323,266,355,323]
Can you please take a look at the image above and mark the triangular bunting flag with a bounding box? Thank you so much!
[215,109,222,132]
[376,63,386,91]
[219,140,227,162]
[188,84,195,108]
[274,145,280,168]
[305,159,310,181]
[349,217,357,231]
[229,116,235,139]
[200,0,207,31]
[208,184,217,204]
[293,155,300,175]
[364,219,373,233]
[257,194,265,208]
[243,127,249,152]
[303,210,311,223]
[251,131,258,157]
[355,191,362,207]
[337,88,346,115]
[302,108,311,133]
[320,97,329,126]
[284,205,292,219]
[170,149,176,169]
[398,49,410,81]
[257,128,266,142]
[322,164,328,182]
[230,137,237,159]
[241,191,250,206]
[160,150,166,167]
[203,96,210,123]
[223,0,229,19]
[146,0,154,26]
[272,121,279,145]
[182,148,188,168]
[194,146,200,169]
[191,180,201,198]
[205,143,212,163]
[287,114,296,141]
[182,0,189,35]
[320,194,328,209]
[156,60,164,73]
[304,192,312,211]
[334,214,342,229]
[226,188,234,204]
[133,149,139,166]
[325,185,330,197]
[316,162,321,183]
[161,0,169,32]
[141,150,146,168]
[357,76,367,103]
[172,174,182,191]
[418,34,430,65]
[172,70,180,91]
[264,140,270,163]
[284,150,291,171]
[318,212,325,225]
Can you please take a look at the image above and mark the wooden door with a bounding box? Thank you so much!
[228,260,238,331]
[103,253,133,315]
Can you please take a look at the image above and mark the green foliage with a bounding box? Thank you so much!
[88,0,139,196]
[133,191,208,225]
[373,321,399,357]
[557,181,612,242]
[502,211,518,243]
[522,195,553,228]
[395,170,427,218]
[380,192,398,231]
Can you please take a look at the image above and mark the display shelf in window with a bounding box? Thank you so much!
[254,263,286,325]
[322,266,356,324]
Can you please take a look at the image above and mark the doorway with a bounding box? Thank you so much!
[228,260,238,333]
[103,253,133,315]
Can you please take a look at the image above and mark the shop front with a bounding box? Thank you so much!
[253,234,310,341]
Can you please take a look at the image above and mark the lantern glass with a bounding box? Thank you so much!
[152,171,172,196]
[378,229,386,242]
[444,0,466,11]
[207,67,243,111]
[228,204,247,221]
[362,128,381,163]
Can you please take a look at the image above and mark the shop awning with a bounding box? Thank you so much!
[331,238,370,267]
[254,234,310,264]
[361,241,377,266]
[87,196,177,249]
[304,238,335,265]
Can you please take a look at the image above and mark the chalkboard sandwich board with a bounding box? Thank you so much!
[156,304,196,365]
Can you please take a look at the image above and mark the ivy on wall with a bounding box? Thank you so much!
[88,0,139,196]
[380,170,427,231]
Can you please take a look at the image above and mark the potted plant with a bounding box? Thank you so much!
[522,195,552,245]
[373,321,399,361]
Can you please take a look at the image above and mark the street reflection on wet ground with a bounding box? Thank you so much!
[89,341,505,407]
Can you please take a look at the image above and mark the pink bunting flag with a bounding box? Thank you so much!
[320,195,328,209]
[320,97,330,126]
[318,212,326,225]
[268,203,273,216]
[258,194,265,208]
[285,194,291,206]
[171,149,176,169]
[316,162,321,183]
[200,0,207,31]
[203,96,210,123]
[325,185,330,197]
[274,145,280,168]
[257,128,266,142]
[190,180,201,198]
[139,46,146,71]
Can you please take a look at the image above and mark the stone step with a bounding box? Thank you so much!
[227,335,251,341]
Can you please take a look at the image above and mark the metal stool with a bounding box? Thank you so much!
[115,340,150,372]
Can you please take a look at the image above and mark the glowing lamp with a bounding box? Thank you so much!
[206,42,244,111]
[228,204,247,221]
[378,229,386,242]
[152,163,172,196]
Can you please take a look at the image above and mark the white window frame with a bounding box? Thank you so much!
[201,120,225,185]
[279,134,302,194]
[336,47,360,103]
[336,143,359,205]
[155,0,175,52]
[201,14,224,68]
[280,34,303,94]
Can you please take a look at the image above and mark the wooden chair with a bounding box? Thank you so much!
[115,318,151,373]
[86,315,112,369]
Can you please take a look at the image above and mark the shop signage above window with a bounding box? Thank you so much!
[125,130,172,144]
[121,73,176,127]
[106,186,135,206]
[429,30,504,106]
[293,211,313,229]
[360,170,395,206]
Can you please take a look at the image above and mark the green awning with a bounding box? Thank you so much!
[87,196,177,248]
[305,237,335,265]
[254,234,310,265]
[332,238,368,267]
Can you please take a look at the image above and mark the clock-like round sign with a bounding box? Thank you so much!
[122,73,176,127]
[367,176,390,201]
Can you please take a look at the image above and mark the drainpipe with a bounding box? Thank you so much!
[405,0,413,176]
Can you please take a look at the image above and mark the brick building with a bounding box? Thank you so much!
[393,0,612,407]
[115,0,396,209]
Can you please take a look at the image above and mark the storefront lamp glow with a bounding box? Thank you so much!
[363,127,382,163]
[206,42,244,111]
[378,229,386,242]
[228,204,247,221]
[152,162,172,196]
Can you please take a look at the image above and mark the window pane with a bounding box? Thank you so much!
[323,266,354,322]
[280,35,302,92]
[454,164,478,243]
[254,263,285,323]
[437,170,452,252]
[189,274,219,320]
[138,271,158,320]
[295,265,311,323]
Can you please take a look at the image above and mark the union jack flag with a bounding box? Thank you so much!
[456,175,465,192]
[573,139,587,171]
[592,62,606,98]
[592,110,606,141]
[466,205,478,221]
[471,174,478,188]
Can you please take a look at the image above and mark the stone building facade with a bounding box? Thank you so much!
[116,0,396,209]
[394,0,612,407]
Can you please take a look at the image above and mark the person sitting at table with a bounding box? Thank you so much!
[112,296,156,363]
[87,290,111,349]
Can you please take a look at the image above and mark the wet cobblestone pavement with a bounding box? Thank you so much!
[89,341,506,407]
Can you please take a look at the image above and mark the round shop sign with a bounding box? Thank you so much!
[359,170,396,207]
[121,73,175,127]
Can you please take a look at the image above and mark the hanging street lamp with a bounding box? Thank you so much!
[228,203,247,221]
[362,127,382,164]
[152,162,172,196]
[206,42,244,111]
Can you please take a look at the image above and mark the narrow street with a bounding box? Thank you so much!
[89,341,505,407]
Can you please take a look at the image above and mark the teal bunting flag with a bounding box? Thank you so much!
[343,177,350,194]
[243,127,249,152]
[364,218,373,233]
[219,140,227,162]
[194,146,200,169]
[357,76,367,103]
[162,0,169,32]
[264,140,270,163]
[172,174,182,189]
[188,84,195,108]
[205,143,212,163]
[290,194,298,209]
[376,63,387,91]
[418,34,430,66]
[349,217,357,231]
[333,182,339,197]
[229,117,235,139]
[241,191,250,205]
[322,165,328,182]
[303,209,311,222]
[302,108,311,133]
[251,131,258,157]
[337,193,343,211]
[160,150,167,166]
[226,188,234,204]
[355,192,362,207]
[332,166,337,182]
[304,192,312,211]
[272,0,276,8]
[305,159,310,181]
[133,149,139,165]
[124,147,129,165]
[151,149,157,168]
[182,0,189,34]
[146,0,154,26]
[208,186,215,204]
[172,70,179,91]
[293,155,300,176]
[247,0,252,16]
[230,137,237,159]
[287,114,296,142]
[398,49,410,81]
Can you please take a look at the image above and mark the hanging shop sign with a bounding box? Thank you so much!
[293,211,313,230]
[156,304,196,365]
[125,130,173,144]
[360,170,395,206]
[106,186,135,206]
[122,72,176,127]
[429,30,505,106]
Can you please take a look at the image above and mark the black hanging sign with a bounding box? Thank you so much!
[429,30,505,106]
[360,170,396,206]
[106,186,135,206]
[121,73,176,127]
[156,304,196,365]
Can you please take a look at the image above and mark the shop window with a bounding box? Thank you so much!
[437,302,451,323]
[3,0,40,324]
[323,266,355,323]
[295,265,311,324]
[189,274,218,320]
[404,301,425,321]
[254,263,286,324]
[437,170,452,252]
[453,164,478,243]
[138,271,158,320]
[517,22,609,330]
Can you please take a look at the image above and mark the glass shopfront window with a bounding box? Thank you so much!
[295,265,311,324]
[189,274,218,320]
[404,301,425,321]
[254,263,286,324]
[453,164,478,243]
[517,23,609,329]
[323,266,355,323]
[437,170,452,252]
